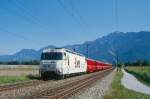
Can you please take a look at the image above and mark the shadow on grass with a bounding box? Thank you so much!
[26,74,41,80]
[26,72,87,81]
[27,74,61,81]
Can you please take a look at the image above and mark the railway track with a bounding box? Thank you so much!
[0,80,47,92]
[25,68,114,99]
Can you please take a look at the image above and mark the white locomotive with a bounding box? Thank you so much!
[39,48,87,79]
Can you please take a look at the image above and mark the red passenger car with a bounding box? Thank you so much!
[103,63,112,70]
[87,58,112,73]
[95,61,103,71]
[86,59,97,73]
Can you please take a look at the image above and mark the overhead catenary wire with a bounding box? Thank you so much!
[56,0,89,32]
[13,0,90,38]
[12,0,54,33]
[57,0,77,20]
[0,27,43,45]
[0,0,47,46]
[0,1,46,46]
[106,0,120,64]
[115,0,119,31]
[13,0,42,25]
[0,0,56,46]
[0,1,36,25]
[68,0,90,30]
[111,0,119,67]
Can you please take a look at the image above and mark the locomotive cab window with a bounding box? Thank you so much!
[41,52,63,60]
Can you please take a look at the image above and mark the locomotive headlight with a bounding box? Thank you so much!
[59,69,63,74]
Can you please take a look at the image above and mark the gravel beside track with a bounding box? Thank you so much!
[0,80,49,99]
[68,69,116,99]
[0,69,114,99]
[26,68,114,99]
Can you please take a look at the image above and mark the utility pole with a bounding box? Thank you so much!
[108,49,119,71]
[86,43,89,58]
[115,0,118,31]
[116,51,119,71]
[73,48,76,52]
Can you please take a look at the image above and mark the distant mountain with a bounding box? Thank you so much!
[13,49,40,61]
[0,31,150,63]
[0,49,39,62]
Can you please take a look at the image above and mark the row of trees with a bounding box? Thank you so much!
[0,60,40,65]
[124,60,150,66]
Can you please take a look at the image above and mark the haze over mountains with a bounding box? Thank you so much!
[0,31,150,63]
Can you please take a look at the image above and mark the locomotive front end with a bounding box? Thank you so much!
[39,48,66,79]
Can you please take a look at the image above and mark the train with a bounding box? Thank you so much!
[39,48,112,79]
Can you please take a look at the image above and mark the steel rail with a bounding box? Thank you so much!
[0,80,46,92]
[26,68,114,99]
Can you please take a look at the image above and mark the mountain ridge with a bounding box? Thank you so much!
[1,31,150,63]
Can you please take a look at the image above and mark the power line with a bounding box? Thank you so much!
[115,0,119,31]
[0,2,36,25]
[57,0,76,19]
[4,0,58,45]
[13,0,42,25]
[68,0,89,29]
[12,0,54,33]
[86,43,89,58]
[0,0,45,45]
[0,27,43,45]
[57,0,88,32]
[14,0,89,33]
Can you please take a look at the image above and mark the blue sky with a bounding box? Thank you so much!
[0,0,150,55]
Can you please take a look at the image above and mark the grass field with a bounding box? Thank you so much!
[104,69,150,99]
[0,76,31,84]
[0,65,39,84]
[125,66,150,86]
[0,65,39,76]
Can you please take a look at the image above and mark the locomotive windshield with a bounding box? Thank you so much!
[41,52,63,60]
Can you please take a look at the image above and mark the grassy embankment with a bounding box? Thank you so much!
[125,66,150,86]
[104,69,150,99]
[0,65,39,84]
